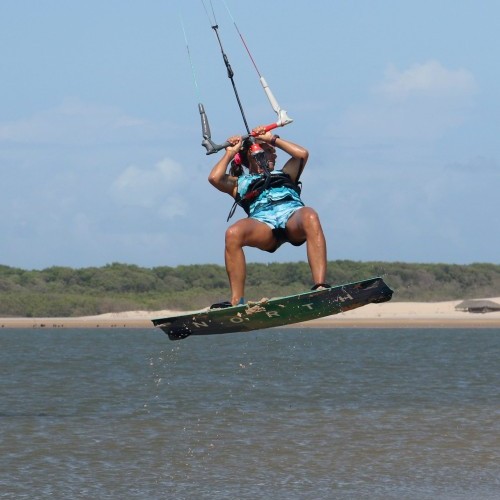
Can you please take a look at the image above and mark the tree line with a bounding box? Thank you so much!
[1,261,499,317]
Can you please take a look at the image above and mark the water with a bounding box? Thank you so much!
[1,327,499,499]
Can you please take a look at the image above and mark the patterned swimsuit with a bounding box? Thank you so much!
[236,170,306,251]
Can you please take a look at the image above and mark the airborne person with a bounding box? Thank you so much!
[208,125,330,307]
[152,4,393,339]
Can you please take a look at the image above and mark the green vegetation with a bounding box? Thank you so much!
[1,261,499,317]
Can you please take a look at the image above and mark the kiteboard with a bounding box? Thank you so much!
[152,276,393,341]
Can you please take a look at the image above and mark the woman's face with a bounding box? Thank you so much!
[247,143,277,173]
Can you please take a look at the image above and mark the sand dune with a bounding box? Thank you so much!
[2,297,500,329]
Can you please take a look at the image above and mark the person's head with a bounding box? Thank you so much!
[229,139,277,176]
[245,141,277,174]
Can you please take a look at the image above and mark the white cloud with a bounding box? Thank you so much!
[377,60,477,100]
[0,98,167,145]
[110,157,188,218]
[328,60,477,146]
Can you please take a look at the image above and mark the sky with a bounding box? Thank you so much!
[1,0,499,270]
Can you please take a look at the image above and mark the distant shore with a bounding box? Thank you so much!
[2,297,500,329]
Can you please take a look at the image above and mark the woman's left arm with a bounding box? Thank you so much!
[252,126,308,183]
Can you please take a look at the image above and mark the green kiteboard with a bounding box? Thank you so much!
[152,276,393,341]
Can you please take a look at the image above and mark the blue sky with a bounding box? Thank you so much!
[1,1,499,270]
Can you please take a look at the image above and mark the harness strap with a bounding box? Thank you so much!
[226,172,301,221]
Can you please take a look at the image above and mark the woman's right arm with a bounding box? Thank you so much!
[208,136,242,196]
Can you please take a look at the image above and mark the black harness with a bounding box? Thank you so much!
[227,172,302,221]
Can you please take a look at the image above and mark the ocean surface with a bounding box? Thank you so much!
[1,327,499,499]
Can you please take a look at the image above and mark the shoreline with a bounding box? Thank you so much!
[2,318,500,329]
[2,297,500,329]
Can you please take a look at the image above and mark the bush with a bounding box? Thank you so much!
[0,261,498,317]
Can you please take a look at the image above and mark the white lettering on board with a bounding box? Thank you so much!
[266,310,280,318]
[338,292,354,302]
[192,321,209,329]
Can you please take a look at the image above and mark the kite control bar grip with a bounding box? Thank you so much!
[199,103,221,155]
[258,123,279,134]
[199,103,212,141]
[202,123,279,155]
[199,102,282,155]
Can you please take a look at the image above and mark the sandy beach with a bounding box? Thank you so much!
[2,297,500,329]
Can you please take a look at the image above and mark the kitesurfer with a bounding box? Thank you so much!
[208,125,330,307]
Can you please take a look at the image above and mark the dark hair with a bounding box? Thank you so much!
[239,139,252,167]
[229,160,244,177]
[229,139,252,176]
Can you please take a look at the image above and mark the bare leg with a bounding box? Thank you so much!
[224,219,276,304]
[224,236,246,305]
[285,207,328,285]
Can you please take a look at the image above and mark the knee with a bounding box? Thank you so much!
[225,224,245,247]
[302,207,321,227]
[298,208,325,239]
